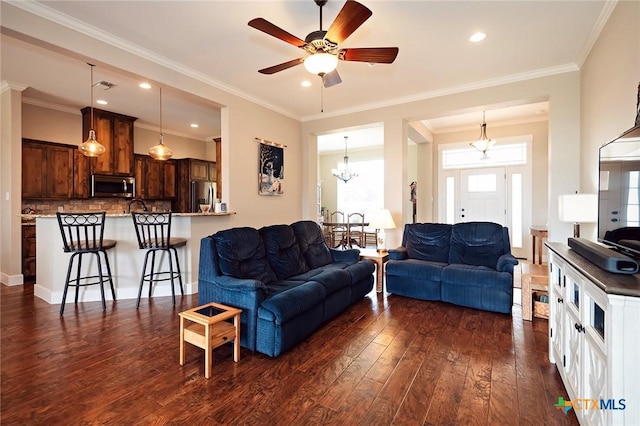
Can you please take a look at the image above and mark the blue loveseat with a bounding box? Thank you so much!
[386,222,518,314]
[198,220,375,357]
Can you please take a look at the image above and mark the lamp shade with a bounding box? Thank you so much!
[558,193,598,223]
[368,209,396,230]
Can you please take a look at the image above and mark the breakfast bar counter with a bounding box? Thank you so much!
[28,212,235,306]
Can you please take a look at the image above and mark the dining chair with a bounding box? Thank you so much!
[131,212,187,308]
[56,211,116,315]
[329,211,346,248]
[348,212,365,248]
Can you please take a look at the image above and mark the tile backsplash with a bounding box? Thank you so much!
[22,198,172,215]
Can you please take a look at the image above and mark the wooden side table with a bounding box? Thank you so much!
[359,248,390,293]
[529,225,548,265]
[521,263,549,321]
[179,302,242,379]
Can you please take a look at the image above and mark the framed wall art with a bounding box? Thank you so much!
[257,138,285,196]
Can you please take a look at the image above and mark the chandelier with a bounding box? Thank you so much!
[332,136,358,183]
[470,111,495,158]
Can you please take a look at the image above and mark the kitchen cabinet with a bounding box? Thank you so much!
[22,139,73,199]
[134,154,176,200]
[22,224,36,280]
[81,107,137,176]
[174,158,217,212]
[73,147,90,198]
[548,243,640,425]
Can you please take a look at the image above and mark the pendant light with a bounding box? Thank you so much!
[332,136,358,183]
[148,87,173,160]
[470,111,495,158]
[79,63,106,157]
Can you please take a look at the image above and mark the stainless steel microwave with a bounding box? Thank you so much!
[91,175,135,198]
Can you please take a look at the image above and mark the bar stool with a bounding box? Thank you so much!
[131,212,187,308]
[56,212,116,315]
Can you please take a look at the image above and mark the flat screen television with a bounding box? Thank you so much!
[598,124,640,259]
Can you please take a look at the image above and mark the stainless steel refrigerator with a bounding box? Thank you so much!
[190,181,216,212]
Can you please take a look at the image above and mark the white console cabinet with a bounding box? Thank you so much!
[547,244,640,425]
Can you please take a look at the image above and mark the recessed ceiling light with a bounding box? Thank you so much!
[190,124,199,128]
[96,99,108,105]
[469,32,486,43]
[301,80,312,87]
[139,82,152,89]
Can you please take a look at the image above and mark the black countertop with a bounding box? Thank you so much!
[546,242,640,297]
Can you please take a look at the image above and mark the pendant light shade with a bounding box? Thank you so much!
[148,87,173,160]
[79,63,106,157]
[332,136,358,183]
[470,111,495,158]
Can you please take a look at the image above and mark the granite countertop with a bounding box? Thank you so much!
[19,212,235,219]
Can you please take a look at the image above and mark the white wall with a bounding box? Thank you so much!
[580,0,640,241]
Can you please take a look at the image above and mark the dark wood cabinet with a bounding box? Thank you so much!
[134,154,176,200]
[174,158,217,212]
[22,139,73,199]
[81,107,137,176]
[22,225,36,280]
[73,147,90,199]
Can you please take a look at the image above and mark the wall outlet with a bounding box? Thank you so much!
[57,206,64,213]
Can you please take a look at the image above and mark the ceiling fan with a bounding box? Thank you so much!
[248,0,399,88]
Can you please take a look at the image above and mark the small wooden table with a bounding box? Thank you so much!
[179,302,242,379]
[359,248,390,293]
[521,263,549,321]
[529,225,548,265]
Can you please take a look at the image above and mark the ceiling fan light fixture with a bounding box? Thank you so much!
[304,52,338,76]
[79,63,106,157]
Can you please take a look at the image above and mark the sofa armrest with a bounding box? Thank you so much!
[213,275,267,292]
[330,248,360,262]
[496,254,519,273]
[388,247,408,260]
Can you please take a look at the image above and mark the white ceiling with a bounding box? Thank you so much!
[1,0,610,142]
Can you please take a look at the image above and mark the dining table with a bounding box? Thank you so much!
[323,221,370,249]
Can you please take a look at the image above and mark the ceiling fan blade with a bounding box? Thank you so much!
[248,18,306,47]
[258,58,305,75]
[339,47,399,64]
[323,69,342,88]
[324,1,372,45]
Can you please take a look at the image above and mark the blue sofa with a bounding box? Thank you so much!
[198,220,375,357]
[386,222,518,314]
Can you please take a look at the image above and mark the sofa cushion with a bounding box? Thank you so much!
[258,281,327,324]
[291,220,333,268]
[448,222,506,269]
[213,227,277,284]
[403,223,452,263]
[386,258,446,282]
[259,224,309,280]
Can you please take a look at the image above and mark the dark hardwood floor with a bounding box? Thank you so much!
[1,278,578,425]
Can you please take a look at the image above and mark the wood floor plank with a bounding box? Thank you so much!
[1,274,579,425]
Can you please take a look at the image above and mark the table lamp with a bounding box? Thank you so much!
[558,193,598,238]
[368,208,397,252]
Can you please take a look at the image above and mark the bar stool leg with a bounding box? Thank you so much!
[102,250,116,301]
[75,254,83,305]
[60,253,76,316]
[167,249,176,305]
[149,250,157,299]
[96,252,106,311]
[172,247,184,296]
[137,250,151,309]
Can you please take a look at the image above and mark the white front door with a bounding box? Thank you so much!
[459,168,506,224]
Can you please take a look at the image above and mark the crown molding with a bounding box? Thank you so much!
[302,63,579,122]
[6,0,301,121]
[1,80,29,93]
[575,0,618,67]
